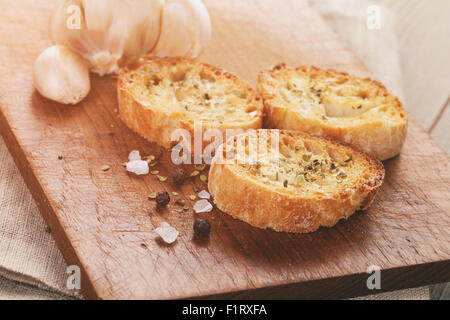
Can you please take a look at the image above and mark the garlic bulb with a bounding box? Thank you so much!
[153,0,212,58]
[48,0,212,78]
[49,0,164,75]
[33,45,91,105]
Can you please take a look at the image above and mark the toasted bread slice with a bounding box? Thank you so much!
[118,57,264,149]
[257,64,408,161]
[208,130,385,233]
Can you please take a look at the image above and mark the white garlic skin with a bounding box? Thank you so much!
[49,0,164,76]
[33,45,91,105]
[153,0,212,58]
[122,0,165,61]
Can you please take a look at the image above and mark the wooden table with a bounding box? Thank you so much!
[0,0,448,299]
[379,0,450,299]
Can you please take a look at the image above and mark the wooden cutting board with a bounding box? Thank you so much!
[0,0,449,300]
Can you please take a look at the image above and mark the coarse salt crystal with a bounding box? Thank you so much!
[128,150,141,161]
[193,199,213,213]
[126,160,149,175]
[198,190,211,199]
[154,222,179,244]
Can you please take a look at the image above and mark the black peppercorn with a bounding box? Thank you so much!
[172,168,187,185]
[193,218,211,238]
[156,191,170,207]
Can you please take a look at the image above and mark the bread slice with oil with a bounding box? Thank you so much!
[257,64,408,161]
[208,130,385,233]
[118,57,264,149]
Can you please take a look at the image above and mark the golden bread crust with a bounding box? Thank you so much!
[257,64,408,160]
[208,130,385,233]
[118,57,263,149]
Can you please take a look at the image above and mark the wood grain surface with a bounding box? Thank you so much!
[380,0,450,132]
[0,0,449,300]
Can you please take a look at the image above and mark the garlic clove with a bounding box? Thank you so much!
[82,0,120,30]
[49,0,165,76]
[80,0,129,75]
[50,0,127,76]
[154,1,195,58]
[48,0,211,75]
[152,0,212,59]
[121,0,165,62]
[184,0,211,58]
[33,45,91,105]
